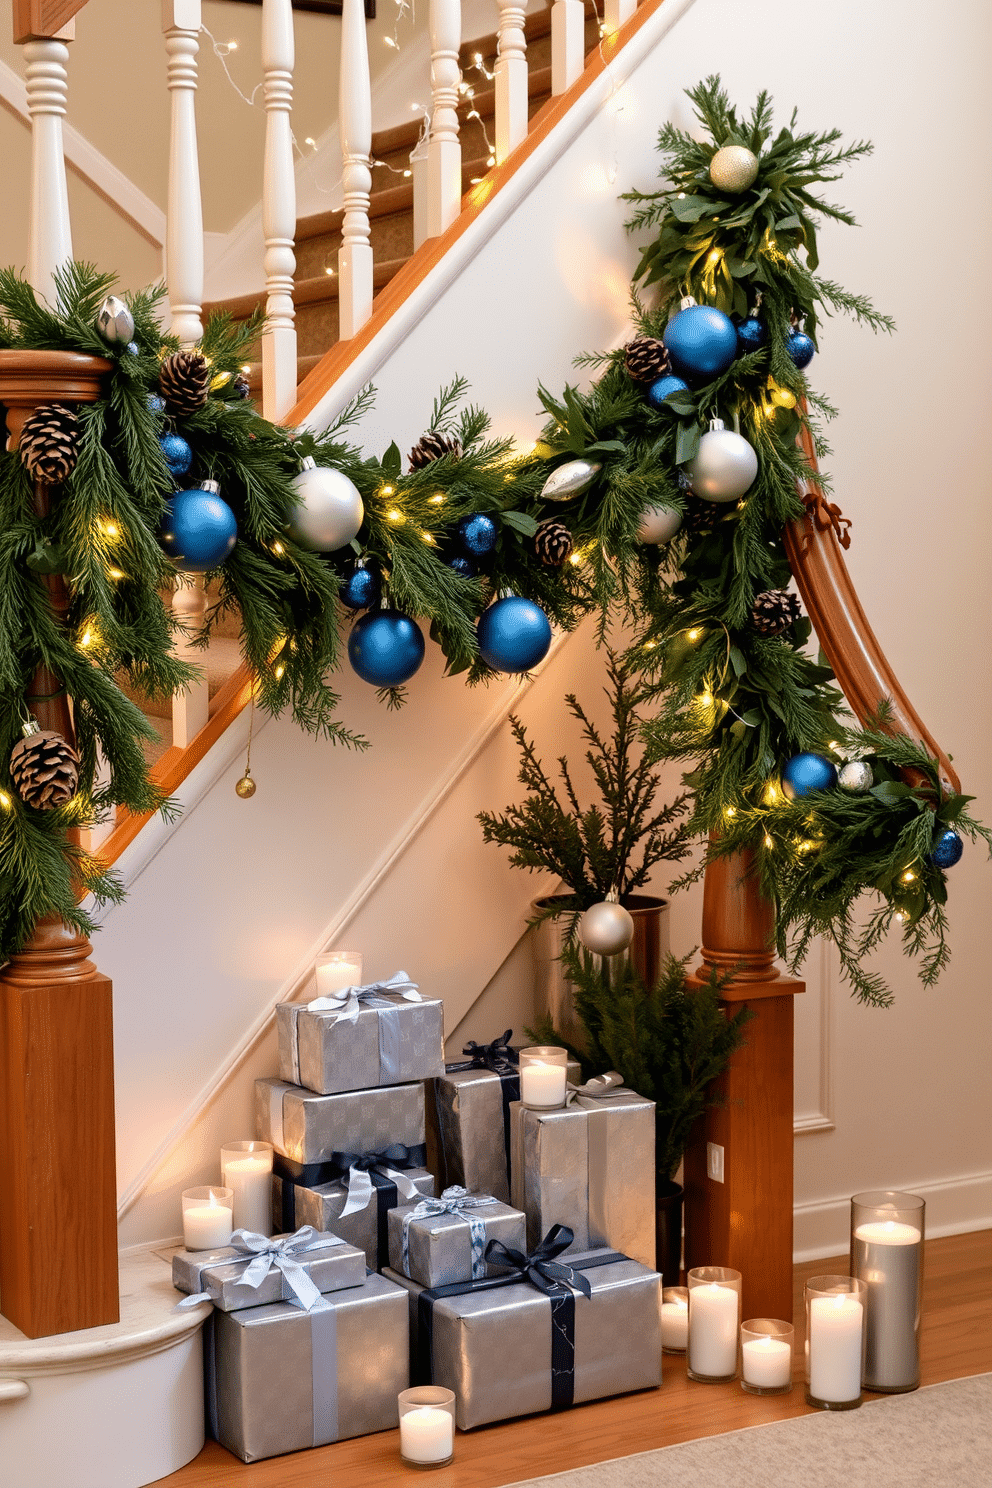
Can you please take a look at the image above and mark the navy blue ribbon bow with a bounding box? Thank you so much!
[444,1030,520,1180]
[274,1141,427,1248]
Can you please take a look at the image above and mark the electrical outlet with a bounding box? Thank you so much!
[707,1141,724,1183]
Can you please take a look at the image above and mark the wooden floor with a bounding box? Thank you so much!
[162,1230,992,1487]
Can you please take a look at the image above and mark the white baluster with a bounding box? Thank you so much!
[603,0,636,30]
[427,0,462,239]
[338,0,373,338]
[411,149,430,252]
[261,0,297,422]
[162,0,204,346]
[551,0,584,95]
[494,0,528,163]
[22,30,73,307]
[171,576,210,748]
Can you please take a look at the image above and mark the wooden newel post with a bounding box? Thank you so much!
[0,348,119,1338]
[683,848,803,1322]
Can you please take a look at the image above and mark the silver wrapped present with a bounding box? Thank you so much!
[173,1226,365,1311]
[386,1187,527,1289]
[273,1159,435,1269]
[255,1076,426,1165]
[276,972,444,1096]
[383,1229,661,1429]
[207,1271,409,1462]
[510,1073,656,1268]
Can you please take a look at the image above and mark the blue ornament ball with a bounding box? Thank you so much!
[786,329,816,369]
[477,595,552,674]
[929,828,964,869]
[664,304,738,380]
[348,609,425,686]
[457,512,498,556]
[159,432,193,477]
[781,752,838,800]
[736,316,766,353]
[147,392,166,415]
[125,340,140,357]
[449,555,477,579]
[159,486,237,572]
[340,563,380,611]
[647,374,689,409]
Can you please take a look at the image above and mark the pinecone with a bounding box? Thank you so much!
[751,589,803,637]
[534,518,573,567]
[9,725,80,810]
[681,493,717,536]
[18,404,81,485]
[623,336,671,383]
[408,431,462,469]
[159,350,211,416]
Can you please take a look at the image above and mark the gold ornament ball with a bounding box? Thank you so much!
[709,145,759,193]
[235,770,257,799]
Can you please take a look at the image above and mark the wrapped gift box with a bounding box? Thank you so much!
[207,1271,409,1462]
[509,1080,656,1268]
[383,1245,661,1429]
[274,1167,435,1267]
[255,1077,426,1167]
[172,1229,366,1311]
[386,1189,527,1289]
[277,988,444,1096]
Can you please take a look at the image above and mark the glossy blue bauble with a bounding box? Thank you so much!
[477,595,552,674]
[664,304,738,380]
[348,610,425,686]
[125,341,140,357]
[147,392,166,414]
[647,374,689,409]
[340,564,380,611]
[929,828,964,869]
[786,329,816,369]
[736,317,766,353]
[159,432,193,477]
[449,555,477,579]
[781,752,838,800]
[160,488,237,572]
[457,512,498,556]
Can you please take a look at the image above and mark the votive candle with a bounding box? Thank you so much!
[519,1046,568,1108]
[398,1386,456,1467]
[314,950,363,999]
[181,1187,234,1250]
[661,1287,689,1352]
[740,1319,793,1394]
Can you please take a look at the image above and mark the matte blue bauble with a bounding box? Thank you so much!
[647,374,689,409]
[125,341,140,357]
[147,392,166,414]
[159,432,193,477]
[786,329,816,369]
[664,304,738,380]
[457,513,497,556]
[736,317,766,353]
[159,486,237,572]
[929,828,964,869]
[477,595,552,673]
[781,752,838,800]
[348,610,425,686]
[340,564,380,611]
[449,555,477,579]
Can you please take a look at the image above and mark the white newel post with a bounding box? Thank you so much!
[427,0,462,239]
[551,0,584,95]
[261,0,297,421]
[171,576,210,748]
[22,29,74,307]
[604,0,636,31]
[338,0,373,339]
[162,0,204,346]
[494,0,528,164]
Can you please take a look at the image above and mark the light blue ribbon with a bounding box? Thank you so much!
[285,971,422,1084]
[564,1071,629,1105]
[401,1185,498,1280]
[174,1225,337,1312]
[310,1298,339,1446]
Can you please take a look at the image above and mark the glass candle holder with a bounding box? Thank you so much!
[518,1046,568,1109]
[398,1386,456,1467]
[850,1190,924,1393]
[740,1318,793,1395]
[181,1187,234,1251]
[221,1140,273,1236]
[687,1267,742,1382]
[661,1287,689,1353]
[805,1275,867,1409]
[314,949,363,998]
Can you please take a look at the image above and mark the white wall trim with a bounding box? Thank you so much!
[794,938,835,1135]
[793,1170,992,1262]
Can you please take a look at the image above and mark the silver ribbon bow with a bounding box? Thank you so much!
[338,1157,425,1217]
[401,1186,498,1280]
[306,969,421,1026]
[175,1225,335,1312]
[565,1070,628,1105]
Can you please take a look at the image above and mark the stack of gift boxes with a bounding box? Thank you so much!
[172,975,663,1459]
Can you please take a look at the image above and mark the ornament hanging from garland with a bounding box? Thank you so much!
[457,513,497,556]
[578,898,634,956]
[285,456,364,552]
[736,316,766,353]
[235,768,257,799]
[159,432,193,478]
[636,503,683,544]
[786,328,816,369]
[340,561,380,611]
[708,144,759,193]
[751,589,802,637]
[838,760,873,793]
[663,299,738,380]
[781,752,838,800]
[95,294,135,345]
[348,609,426,686]
[533,519,573,566]
[159,480,238,572]
[929,828,963,869]
[449,555,477,579]
[9,721,80,810]
[476,595,552,673]
[647,374,689,409]
[159,350,211,416]
[147,392,166,415]
[231,374,252,400]
[19,403,81,485]
[687,418,758,502]
[408,431,462,468]
[623,336,670,383]
[540,459,601,503]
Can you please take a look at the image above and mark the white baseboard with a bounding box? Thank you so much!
[793,1170,992,1261]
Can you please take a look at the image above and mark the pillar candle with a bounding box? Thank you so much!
[809,1294,863,1403]
[399,1406,454,1464]
[661,1297,689,1350]
[852,1220,922,1391]
[223,1154,272,1235]
[688,1283,738,1378]
[742,1334,792,1389]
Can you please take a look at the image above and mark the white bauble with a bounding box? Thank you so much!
[578,900,634,956]
[709,145,759,193]
[637,504,683,544]
[838,760,874,793]
[688,419,758,503]
[286,456,364,551]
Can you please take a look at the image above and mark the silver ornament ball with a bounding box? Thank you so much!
[838,760,874,793]
[286,456,364,552]
[96,294,135,344]
[637,503,683,544]
[709,145,759,193]
[540,458,602,503]
[578,900,635,956]
[688,419,758,503]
